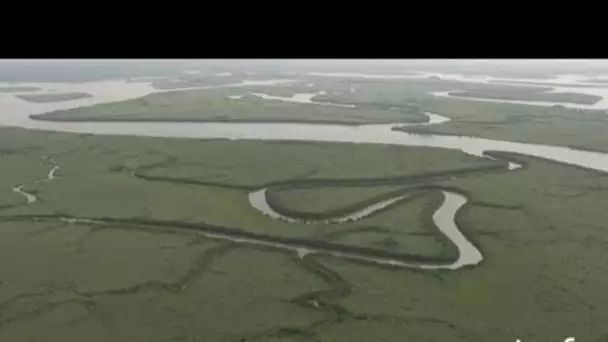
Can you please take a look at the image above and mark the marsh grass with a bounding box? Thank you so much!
[3,75,608,341]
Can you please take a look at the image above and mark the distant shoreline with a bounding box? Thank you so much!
[0,86,41,93]
[17,92,92,103]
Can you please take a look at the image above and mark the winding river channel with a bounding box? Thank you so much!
[2,73,608,270]
[11,157,60,204]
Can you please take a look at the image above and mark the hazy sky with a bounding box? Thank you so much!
[1,59,606,66]
[1,59,607,82]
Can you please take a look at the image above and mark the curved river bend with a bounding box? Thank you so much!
[1,76,608,270]
[249,188,480,269]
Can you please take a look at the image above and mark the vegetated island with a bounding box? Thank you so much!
[0,86,41,93]
[448,88,601,105]
[17,92,93,103]
[29,88,428,125]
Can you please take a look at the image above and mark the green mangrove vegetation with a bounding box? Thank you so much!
[30,88,427,124]
[1,121,608,341]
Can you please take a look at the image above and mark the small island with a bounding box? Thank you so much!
[0,86,41,93]
[448,88,602,105]
[16,92,93,103]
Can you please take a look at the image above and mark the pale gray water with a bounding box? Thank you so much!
[508,162,523,171]
[12,185,36,204]
[48,165,59,180]
[427,191,480,269]
[250,92,355,108]
[25,120,606,173]
[249,189,300,223]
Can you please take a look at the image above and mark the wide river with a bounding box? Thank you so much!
[1,73,607,270]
